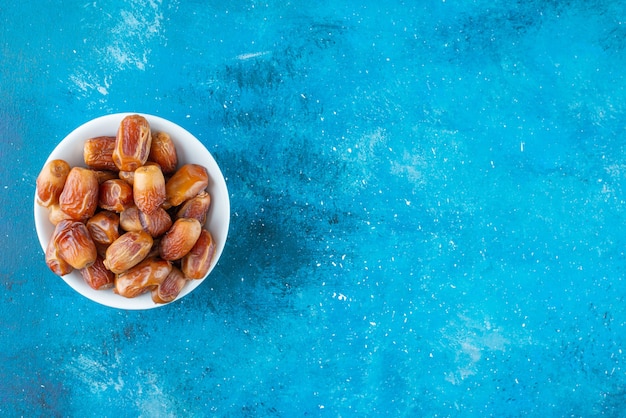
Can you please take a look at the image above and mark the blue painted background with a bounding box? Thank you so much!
[2,0,626,416]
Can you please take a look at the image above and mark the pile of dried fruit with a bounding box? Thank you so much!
[36,114,216,304]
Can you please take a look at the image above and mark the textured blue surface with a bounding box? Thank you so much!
[2,0,626,416]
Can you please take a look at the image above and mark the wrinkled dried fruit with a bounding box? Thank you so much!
[152,266,187,303]
[93,170,118,184]
[140,207,172,237]
[45,232,73,276]
[165,164,209,207]
[149,131,178,174]
[181,229,215,279]
[81,255,115,290]
[115,257,172,298]
[119,206,172,237]
[99,179,134,212]
[52,220,97,270]
[112,114,152,171]
[84,136,117,171]
[104,230,153,274]
[176,191,211,225]
[58,167,99,221]
[159,218,201,261]
[133,164,166,214]
[47,204,73,226]
[36,159,71,207]
[119,206,143,232]
[86,211,120,246]
[118,170,134,185]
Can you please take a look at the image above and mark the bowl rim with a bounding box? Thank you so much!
[34,112,230,310]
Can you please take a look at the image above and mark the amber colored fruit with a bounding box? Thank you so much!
[181,229,215,279]
[52,220,98,270]
[58,167,99,221]
[140,207,172,237]
[93,170,118,184]
[99,179,134,212]
[176,191,211,225]
[36,159,71,207]
[112,114,152,171]
[133,164,166,214]
[159,218,201,261]
[118,170,134,185]
[152,266,187,303]
[149,131,178,174]
[47,204,73,226]
[45,233,74,276]
[115,257,172,298]
[80,255,115,290]
[103,230,153,274]
[165,164,209,207]
[83,136,117,171]
[86,211,120,246]
[119,206,143,232]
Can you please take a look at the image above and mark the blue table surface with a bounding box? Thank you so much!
[2,0,626,416]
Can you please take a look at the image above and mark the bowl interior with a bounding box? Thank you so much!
[34,113,230,309]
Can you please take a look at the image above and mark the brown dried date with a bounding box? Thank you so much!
[165,164,209,207]
[36,159,71,208]
[99,179,134,212]
[112,114,152,171]
[115,257,172,298]
[103,230,153,274]
[181,229,215,279]
[58,167,99,221]
[151,266,187,303]
[45,232,74,276]
[119,206,143,232]
[86,211,120,246]
[81,255,115,290]
[133,164,166,214]
[52,220,97,270]
[176,191,211,225]
[159,218,201,261]
[140,207,172,237]
[84,136,117,171]
[119,206,172,237]
[47,203,74,226]
[149,131,178,174]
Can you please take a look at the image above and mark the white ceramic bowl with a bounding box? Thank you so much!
[34,113,230,309]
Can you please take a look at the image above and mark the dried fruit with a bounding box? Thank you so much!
[81,255,115,290]
[140,207,172,237]
[93,170,118,184]
[86,211,120,246]
[119,206,143,232]
[112,114,152,171]
[159,218,201,261]
[52,220,97,270]
[118,170,134,185]
[165,164,209,207]
[133,164,166,214]
[58,167,99,221]
[84,136,117,171]
[47,204,73,226]
[99,179,134,212]
[152,266,187,303]
[176,191,211,225]
[103,231,153,274]
[115,257,172,298]
[45,233,73,276]
[149,131,178,174]
[36,159,71,207]
[181,229,215,279]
